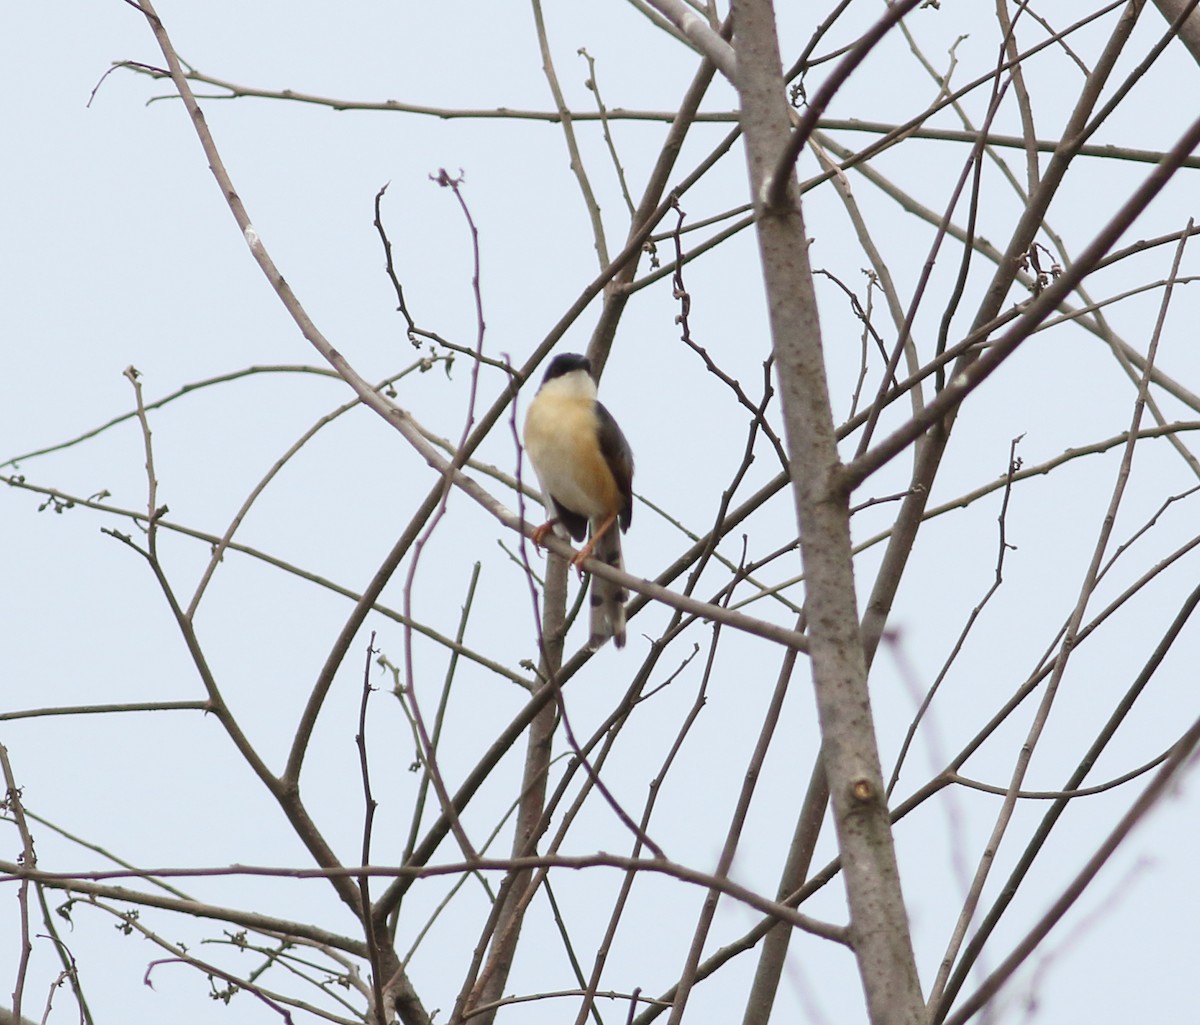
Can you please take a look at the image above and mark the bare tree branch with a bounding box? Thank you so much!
[730,3,924,1024]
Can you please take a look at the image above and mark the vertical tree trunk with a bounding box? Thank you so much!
[729,3,926,1023]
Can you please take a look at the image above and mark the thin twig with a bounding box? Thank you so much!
[842,107,1200,491]
[886,435,1024,798]
[0,365,339,470]
[929,215,1191,1011]
[531,0,609,268]
[122,365,163,555]
[667,606,802,1023]
[355,635,387,1024]
[187,363,432,618]
[0,745,36,1025]
[668,198,788,469]
[580,48,637,221]
[941,714,1200,1025]
[397,170,488,865]
[4,856,847,941]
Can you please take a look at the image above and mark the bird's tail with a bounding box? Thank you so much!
[588,527,627,650]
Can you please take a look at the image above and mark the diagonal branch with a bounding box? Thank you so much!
[641,0,737,80]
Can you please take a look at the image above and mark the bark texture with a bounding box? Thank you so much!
[729,3,926,1024]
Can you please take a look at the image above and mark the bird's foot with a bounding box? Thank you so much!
[531,519,558,550]
[570,538,596,578]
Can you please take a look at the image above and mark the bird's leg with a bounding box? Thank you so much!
[531,518,560,549]
[571,511,617,572]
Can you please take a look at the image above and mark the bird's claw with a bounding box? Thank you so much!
[570,541,595,578]
[531,520,555,549]
[531,520,594,580]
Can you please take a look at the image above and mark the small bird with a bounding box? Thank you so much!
[523,352,634,649]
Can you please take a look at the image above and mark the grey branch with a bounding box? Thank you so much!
[641,0,737,81]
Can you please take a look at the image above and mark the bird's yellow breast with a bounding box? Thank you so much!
[524,390,621,521]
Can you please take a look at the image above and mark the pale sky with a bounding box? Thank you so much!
[3,3,1200,1024]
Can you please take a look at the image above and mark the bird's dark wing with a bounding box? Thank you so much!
[595,400,634,531]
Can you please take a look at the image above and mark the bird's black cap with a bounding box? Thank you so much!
[542,352,593,383]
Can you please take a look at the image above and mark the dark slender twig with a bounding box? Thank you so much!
[355,635,387,1024]
[144,957,295,1023]
[553,690,666,859]
[668,197,789,470]
[948,747,1170,799]
[373,182,417,337]
[31,910,91,1025]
